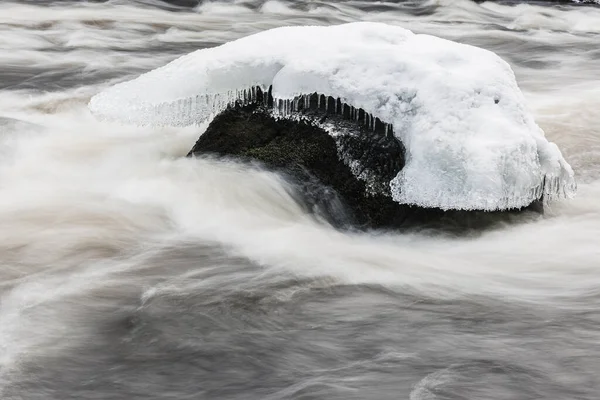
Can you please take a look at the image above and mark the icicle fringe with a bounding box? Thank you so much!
[107,84,575,209]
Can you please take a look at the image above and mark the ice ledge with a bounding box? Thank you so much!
[392,173,577,211]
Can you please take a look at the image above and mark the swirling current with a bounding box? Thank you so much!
[1,1,600,399]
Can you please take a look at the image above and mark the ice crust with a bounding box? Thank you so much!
[89,22,576,211]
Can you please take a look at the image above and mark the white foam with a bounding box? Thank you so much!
[89,22,576,211]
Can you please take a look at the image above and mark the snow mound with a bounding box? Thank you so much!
[89,22,576,211]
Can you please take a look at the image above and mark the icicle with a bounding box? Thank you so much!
[175,100,181,124]
[175,99,181,122]
[153,104,159,126]
[180,99,185,123]
[168,102,174,126]
[165,102,171,123]
[191,95,198,124]
[186,97,191,123]
[529,187,534,200]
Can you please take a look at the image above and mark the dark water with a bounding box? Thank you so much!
[1,1,600,399]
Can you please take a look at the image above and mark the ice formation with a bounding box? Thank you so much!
[89,22,576,211]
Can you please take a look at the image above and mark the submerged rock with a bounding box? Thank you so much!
[188,103,541,232]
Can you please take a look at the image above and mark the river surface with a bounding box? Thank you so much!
[1,1,600,399]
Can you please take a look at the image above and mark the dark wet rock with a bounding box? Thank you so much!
[188,102,402,229]
[188,102,541,232]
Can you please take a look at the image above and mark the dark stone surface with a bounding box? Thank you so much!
[188,102,408,229]
[188,102,541,233]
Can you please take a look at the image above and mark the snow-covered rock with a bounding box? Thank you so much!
[89,22,576,211]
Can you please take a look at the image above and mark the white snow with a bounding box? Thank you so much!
[89,22,576,211]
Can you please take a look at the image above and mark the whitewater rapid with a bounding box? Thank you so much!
[1,1,600,399]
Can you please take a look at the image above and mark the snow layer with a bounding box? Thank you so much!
[89,22,576,211]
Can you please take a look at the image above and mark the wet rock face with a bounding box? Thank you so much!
[188,102,410,229]
[188,102,541,232]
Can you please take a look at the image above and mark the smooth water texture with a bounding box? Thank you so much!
[1,1,600,399]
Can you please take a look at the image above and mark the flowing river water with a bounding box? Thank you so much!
[1,1,599,399]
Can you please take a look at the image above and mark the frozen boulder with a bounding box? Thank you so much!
[89,22,576,211]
